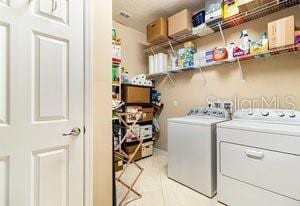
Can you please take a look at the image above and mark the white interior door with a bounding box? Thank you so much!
[0,0,84,206]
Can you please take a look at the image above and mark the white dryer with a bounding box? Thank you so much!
[217,109,300,206]
[168,107,230,197]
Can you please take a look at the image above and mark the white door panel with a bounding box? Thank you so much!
[33,147,68,206]
[0,0,9,6]
[0,23,8,125]
[0,156,9,206]
[34,0,69,24]
[33,33,69,122]
[0,1,84,206]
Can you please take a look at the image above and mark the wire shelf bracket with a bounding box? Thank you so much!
[218,22,226,46]
[168,41,176,56]
[199,67,207,86]
[167,73,176,87]
[237,58,245,81]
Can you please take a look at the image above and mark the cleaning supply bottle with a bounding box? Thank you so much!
[121,66,129,83]
[240,30,250,54]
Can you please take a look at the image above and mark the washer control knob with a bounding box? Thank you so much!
[248,111,254,116]
[203,109,208,113]
[218,111,223,115]
[289,113,296,118]
[262,111,270,117]
[278,112,285,117]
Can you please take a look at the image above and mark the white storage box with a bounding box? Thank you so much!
[142,141,154,158]
[140,125,153,140]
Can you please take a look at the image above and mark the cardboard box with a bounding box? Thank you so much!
[238,0,273,12]
[168,9,192,38]
[142,107,154,122]
[147,17,169,44]
[125,144,142,161]
[224,0,239,19]
[205,0,223,25]
[114,155,123,172]
[142,141,153,158]
[268,16,295,49]
[295,30,300,51]
[250,35,269,55]
[295,31,300,44]
[125,106,143,123]
[123,85,151,103]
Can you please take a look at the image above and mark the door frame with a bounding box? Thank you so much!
[84,0,93,205]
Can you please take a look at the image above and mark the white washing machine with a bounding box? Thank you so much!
[168,107,230,197]
[217,109,300,206]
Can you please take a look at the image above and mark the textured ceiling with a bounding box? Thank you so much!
[113,0,205,33]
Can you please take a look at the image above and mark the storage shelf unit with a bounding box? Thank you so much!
[144,0,300,53]
[147,44,300,78]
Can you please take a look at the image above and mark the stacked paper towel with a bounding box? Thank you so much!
[131,74,153,87]
[149,53,168,74]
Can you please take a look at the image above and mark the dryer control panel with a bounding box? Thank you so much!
[233,109,300,124]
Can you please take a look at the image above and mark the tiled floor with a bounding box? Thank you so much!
[116,150,225,206]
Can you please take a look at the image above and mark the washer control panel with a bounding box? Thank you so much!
[233,109,300,123]
[187,107,230,119]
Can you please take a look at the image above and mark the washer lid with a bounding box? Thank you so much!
[168,116,229,126]
[218,119,300,136]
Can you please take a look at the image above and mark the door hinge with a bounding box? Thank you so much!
[83,126,86,134]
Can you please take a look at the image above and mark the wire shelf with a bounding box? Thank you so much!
[145,0,300,53]
[146,44,300,78]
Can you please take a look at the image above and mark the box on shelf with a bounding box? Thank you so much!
[237,0,273,12]
[296,30,300,51]
[123,85,151,104]
[140,125,153,140]
[125,144,142,161]
[125,106,143,123]
[192,10,205,27]
[268,15,295,50]
[233,30,250,57]
[213,47,228,61]
[194,51,206,67]
[205,0,223,26]
[250,32,269,55]
[178,41,196,69]
[168,9,193,38]
[205,49,215,65]
[296,31,300,44]
[126,124,140,143]
[112,43,121,62]
[142,141,154,158]
[224,0,239,20]
[142,107,154,122]
[114,155,123,172]
[147,17,169,44]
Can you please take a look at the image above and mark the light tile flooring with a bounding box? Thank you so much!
[116,151,225,206]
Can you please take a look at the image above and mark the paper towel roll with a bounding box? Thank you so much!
[158,53,164,73]
[138,74,146,80]
[147,80,153,87]
[163,54,168,72]
[154,54,158,74]
[149,55,154,74]
[131,79,138,85]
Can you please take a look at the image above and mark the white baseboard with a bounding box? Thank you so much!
[154,148,168,157]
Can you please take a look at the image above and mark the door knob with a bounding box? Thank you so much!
[62,128,81,137]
